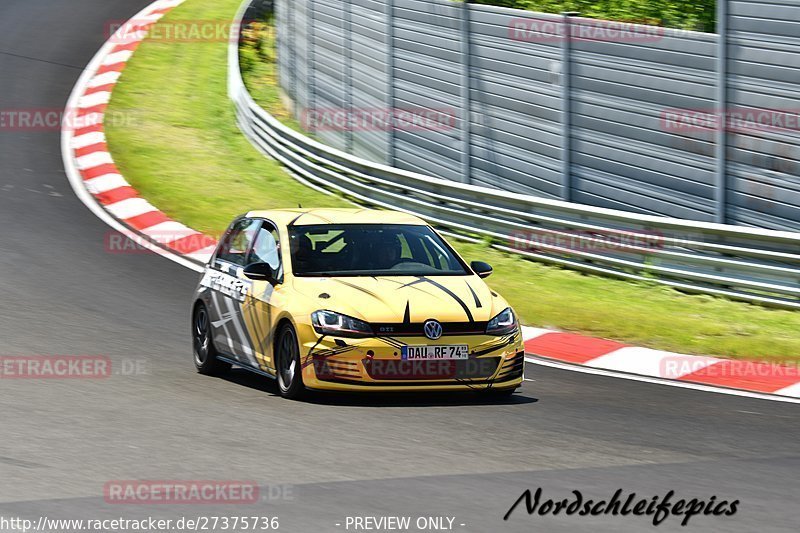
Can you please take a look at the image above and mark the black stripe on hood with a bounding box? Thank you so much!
[415,276,474,322]
[465,281,482,308]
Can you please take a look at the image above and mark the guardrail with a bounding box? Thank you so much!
[229,0,800,310]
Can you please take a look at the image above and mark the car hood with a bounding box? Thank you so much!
[291,275,503,324]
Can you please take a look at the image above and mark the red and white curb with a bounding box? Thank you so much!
[521,326,800,401]
[61,0,215,272]
[60,0,799,404]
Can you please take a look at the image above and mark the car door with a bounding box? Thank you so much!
[205,217,261,367]
[240,219,285,374]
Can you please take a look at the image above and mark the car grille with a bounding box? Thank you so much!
[371,321,489,337]
[362,356,501,381]
[312,353,523,386]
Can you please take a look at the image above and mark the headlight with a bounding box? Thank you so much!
[311,310,373,337]
[486,307,517,335]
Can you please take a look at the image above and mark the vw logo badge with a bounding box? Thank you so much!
[423,319,443,340]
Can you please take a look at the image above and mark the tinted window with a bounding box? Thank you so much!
[216,218,259,266]
[289,224,467,276]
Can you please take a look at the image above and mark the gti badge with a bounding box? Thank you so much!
[423,319,443,340]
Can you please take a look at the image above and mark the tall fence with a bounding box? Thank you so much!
[234,0,800,309]
[275,0,800,232]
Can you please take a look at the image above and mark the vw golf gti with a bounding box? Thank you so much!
[191,208,525,399]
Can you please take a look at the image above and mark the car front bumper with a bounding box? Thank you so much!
[298,330,525,392]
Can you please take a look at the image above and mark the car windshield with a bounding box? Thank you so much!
[288,224,469,276]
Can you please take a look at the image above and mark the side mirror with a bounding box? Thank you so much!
[471,261,493,279]
[243,262,277,283]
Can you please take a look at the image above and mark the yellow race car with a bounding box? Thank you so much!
[191,208,524,399]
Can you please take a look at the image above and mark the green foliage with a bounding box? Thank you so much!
[471,0,714,31]
[238,17,305,133]
[239,21,275,74]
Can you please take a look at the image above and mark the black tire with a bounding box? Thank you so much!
[275,323,306,400]
[192,302,231,376]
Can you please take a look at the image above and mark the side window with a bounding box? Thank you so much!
[216,218,260,266]
[248,221,283,280]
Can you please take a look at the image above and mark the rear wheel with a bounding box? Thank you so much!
[276,323,306,400]
[192,302,231,376]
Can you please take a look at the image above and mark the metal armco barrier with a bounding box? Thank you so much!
[275,0,800,232]
[229,0,800,310]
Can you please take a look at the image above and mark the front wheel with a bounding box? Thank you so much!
[192,302,231,376]
[276,323,306,400]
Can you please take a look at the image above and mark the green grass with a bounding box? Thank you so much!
[105,0,800,362]
[104,1,347,236]
[470,0,714,32]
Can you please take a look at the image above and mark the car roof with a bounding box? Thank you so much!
[244,208,428,227]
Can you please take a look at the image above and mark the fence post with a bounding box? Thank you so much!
[344,0,353,154]
[275,0,284,95]
[288,0,297,100]
[715,0,728,224]
[560,12,578,202]
[459,1,472,184]
[307,0,315,125]
[386,0,396,166]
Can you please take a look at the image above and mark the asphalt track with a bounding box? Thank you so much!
[0,1,798,532]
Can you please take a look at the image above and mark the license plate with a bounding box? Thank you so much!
[401,345,469,360]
